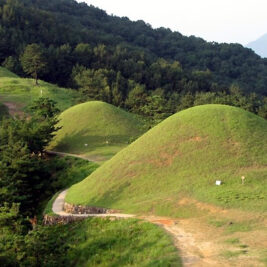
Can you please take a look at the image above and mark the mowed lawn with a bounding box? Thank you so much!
[66,104,267,215]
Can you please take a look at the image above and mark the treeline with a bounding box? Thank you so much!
[0,0,267,95]
[8,41,267,120]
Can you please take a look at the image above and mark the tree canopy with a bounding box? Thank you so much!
[20,44,47,85]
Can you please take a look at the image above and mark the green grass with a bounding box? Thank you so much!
[0,67,18,78]
[43,191,61,216]
[24,218,181,266]
[66,105,267,216]
[224,238,240,244]
[42,156,99,216]
[49,101,148,163]
[0,67,81,112]
[221,250,248,259]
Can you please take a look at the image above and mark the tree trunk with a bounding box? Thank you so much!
[34,70,38,85]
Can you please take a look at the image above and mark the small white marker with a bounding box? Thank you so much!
[215,180,222,186]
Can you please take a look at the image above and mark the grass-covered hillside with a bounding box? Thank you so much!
[49,101,147,163]
[0,67,19,78]
[0,67,81,112]
[66,104,267,215]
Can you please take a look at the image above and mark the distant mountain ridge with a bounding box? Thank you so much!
[247,33,267,58]
[0,0,267,96]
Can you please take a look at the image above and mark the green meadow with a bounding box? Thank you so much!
[0,67,81,112]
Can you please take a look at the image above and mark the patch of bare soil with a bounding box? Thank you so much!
[141,215,265,267]
[178,197,227,214]
[140,215,227,266]
[3,101,24,118]
[45,150,107,163]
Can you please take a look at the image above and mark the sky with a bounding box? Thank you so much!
[76,0,267,45]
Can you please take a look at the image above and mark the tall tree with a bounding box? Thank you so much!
[20,44,47,85]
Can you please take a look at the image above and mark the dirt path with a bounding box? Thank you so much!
[52,190,230,266]
[0,99,24,118]
[45,150,106,163]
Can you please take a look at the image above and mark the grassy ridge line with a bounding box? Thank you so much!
[49,101,148,163]
[66,104,267,216]
[0,67,81,112]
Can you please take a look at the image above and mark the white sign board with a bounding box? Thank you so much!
[215,180,222,186]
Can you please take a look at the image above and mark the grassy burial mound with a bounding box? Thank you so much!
[49,101,147,163]
[0,67,80,112]
[66,104,267,216]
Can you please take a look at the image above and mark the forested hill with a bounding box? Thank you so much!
[0,0,266,117]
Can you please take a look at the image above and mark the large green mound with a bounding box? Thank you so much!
[0,68,80,112]
[49,101,147,163]
[66,105,267,215]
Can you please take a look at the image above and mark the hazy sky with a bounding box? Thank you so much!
[77,0,267,45]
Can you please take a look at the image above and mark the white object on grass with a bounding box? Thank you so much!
[215,180,222,186]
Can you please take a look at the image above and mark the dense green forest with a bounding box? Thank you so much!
[0,0,266,119]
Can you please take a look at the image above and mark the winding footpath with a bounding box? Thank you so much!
[53,189,228,267]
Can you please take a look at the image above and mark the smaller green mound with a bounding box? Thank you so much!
[0,67,18,78]
[66,105,267,215]
[49,101,147,163]
[22,218,180,266]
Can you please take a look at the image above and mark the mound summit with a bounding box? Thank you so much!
[49,101,146,162]
[66,105,267,216]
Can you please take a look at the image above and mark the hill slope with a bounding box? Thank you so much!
[0,67,81,113]
[66,105,267,215]
[247,33,267,58]
[0,67,18,78]
[49,101,147,163]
